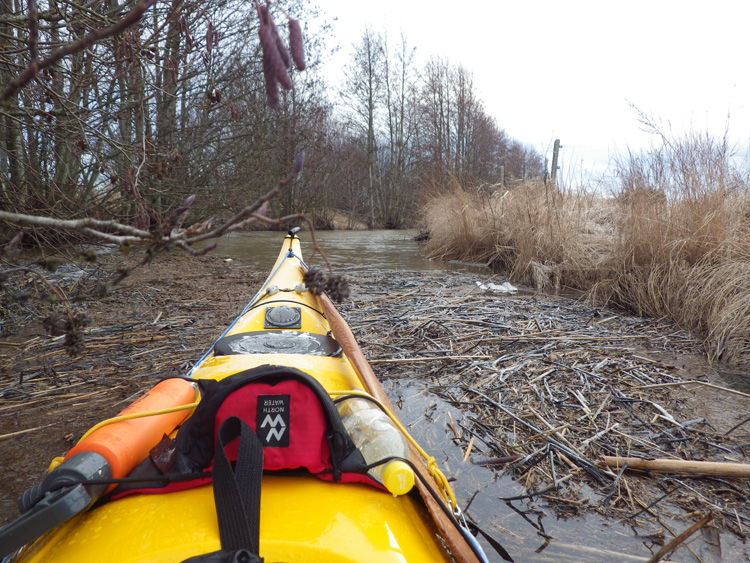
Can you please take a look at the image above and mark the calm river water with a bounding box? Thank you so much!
[210,229,489,273]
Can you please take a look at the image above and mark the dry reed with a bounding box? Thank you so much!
[422,180,613,291]
[420,129,750,365]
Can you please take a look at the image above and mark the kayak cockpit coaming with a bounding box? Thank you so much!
[190,353,365,392]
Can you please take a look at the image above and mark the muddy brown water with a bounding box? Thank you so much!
[216,230,750,562]
[210,229,489,273]
[385,378,747,563]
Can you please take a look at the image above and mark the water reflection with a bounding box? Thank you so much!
[386,377,749,562]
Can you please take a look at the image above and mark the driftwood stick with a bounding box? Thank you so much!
[582,422,620,449]
[603,456,750,478]
[369,355,491,364]
[527,405,582,455]
[0,422,57,441]
[634,380,750,400]
[474,455,524,467]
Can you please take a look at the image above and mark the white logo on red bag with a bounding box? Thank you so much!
[257,395,290,447]
[261,414,286,442]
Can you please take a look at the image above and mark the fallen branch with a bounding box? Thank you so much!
[369,355,491,364]
[0,422,57,441]
[633,380,750,400]
[0,154,305,254]
[602,456,750,478]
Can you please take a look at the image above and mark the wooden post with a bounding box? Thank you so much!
[550,139,561,183]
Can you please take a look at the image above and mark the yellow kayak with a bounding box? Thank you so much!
[1,229,497,563]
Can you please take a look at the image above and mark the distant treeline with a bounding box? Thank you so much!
[0,1,543,243]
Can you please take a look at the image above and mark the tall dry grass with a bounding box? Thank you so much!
[419,178,502,264]
[612,131,746,268]
[598,130,750,363]
[420,130,750,364]
[421,178,613,292]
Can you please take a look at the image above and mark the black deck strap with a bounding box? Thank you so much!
[213,416,264,555]
[465,519,514,563]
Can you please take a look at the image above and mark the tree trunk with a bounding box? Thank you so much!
[0,0,26,197]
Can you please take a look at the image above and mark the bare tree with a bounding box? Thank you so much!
[419,57,454,184]
[340,27,384,228]
[505,140,545,181]
[379,32,418,227]
[0,0,326,353]
[0,0,341,240]
[417,57,542,188]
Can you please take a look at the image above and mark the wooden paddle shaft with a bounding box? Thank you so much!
[317,291,482,563]
[603,456,750,478]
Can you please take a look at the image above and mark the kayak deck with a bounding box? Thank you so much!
[19,477,451,562]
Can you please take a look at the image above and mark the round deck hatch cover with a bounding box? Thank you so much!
[265,306,302,329]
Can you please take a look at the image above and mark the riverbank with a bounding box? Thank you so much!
[420,133,750,368]
[1,250,749,561]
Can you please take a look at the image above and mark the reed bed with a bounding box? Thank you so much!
[421,181,613,291]
[420,131,750,365]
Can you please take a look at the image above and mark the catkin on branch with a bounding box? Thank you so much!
[261,46,280,108]
[293,152,305,173]
[257,2,270,25]
[257,7,292,92]
[270,18,291,69]
[288,18,305,71]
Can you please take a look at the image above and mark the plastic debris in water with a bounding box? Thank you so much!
[475,280,518,295]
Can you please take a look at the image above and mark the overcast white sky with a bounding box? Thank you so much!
[314,0,750,179]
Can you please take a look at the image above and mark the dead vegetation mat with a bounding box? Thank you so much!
[1,255,749,561]
[338,270,750,560]
[0,252,264,522]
